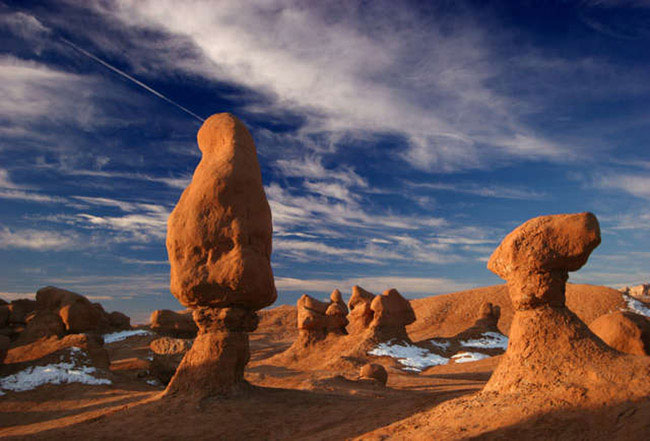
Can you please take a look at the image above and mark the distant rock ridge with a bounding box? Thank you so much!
[620,283,650,301]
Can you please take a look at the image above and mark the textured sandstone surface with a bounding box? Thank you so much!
[488,212,601,310]
[589,311,650,355]
[166,113,276,310]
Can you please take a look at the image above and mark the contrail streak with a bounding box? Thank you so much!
[61,38,205,122]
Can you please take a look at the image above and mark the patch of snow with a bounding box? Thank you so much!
[103,329,151,344]
[451,352,491,364]
[0,347,111,393]
[428,339,451,350]
[623,294,650,317]
[368,341,448,372]
[460,332,508,350]
[146,379,161,386]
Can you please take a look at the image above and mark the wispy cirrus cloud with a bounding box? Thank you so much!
[0,227,78,250]
[408,181,547,200]
[82,0,576,172]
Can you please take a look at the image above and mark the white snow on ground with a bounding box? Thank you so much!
[460,332,508,350]
[623,294,650,317]
[451,352,491,364]
[368,341,449,372]
[0,347,111,393]
[103,329,151,344]
[428,339,451,350]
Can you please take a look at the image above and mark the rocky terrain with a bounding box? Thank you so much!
[2,114,650,440]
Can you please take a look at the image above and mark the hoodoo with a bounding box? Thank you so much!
[484,212,650,401]
[164,113,276,398]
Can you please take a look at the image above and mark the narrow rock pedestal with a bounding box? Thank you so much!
[165,307,258,397]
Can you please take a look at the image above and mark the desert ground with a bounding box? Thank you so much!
[2,282,649,440]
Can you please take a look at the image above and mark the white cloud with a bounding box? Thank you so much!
[409,181,546,200]
[88,0,571,172]
[599,174,650,199]
[0,227,77,250]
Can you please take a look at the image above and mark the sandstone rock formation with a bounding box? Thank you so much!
[484,212,650,402]
[295,294,348,346]
[453,302,501,341]
[330,289,348,315]
[35,286,128,334]
[149,309,197,338]
[589,311,650,355]
[347,286,415,342]
[164,113,276,398]
[621,283,650,302]
[369,289,416,341]
[149,337,193,384]
[0,287,130,345]
[0,334,9,363]
[359,362,388,386]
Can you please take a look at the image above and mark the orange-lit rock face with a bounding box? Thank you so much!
[166,113,277,311]
[488,212,600,310]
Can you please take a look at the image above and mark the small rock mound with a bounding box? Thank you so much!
[359,363,388,386]
[589,311,650,355]
[149,337,193,385]
[149,309,198,338]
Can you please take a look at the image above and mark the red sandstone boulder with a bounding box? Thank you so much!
[108,311,131,330]
[17,311,66,343]
[484,212,650,402]
[8,299,36,324]
[325,302,348,335]
[150,309,198,338]
[164,114,276,398]
[359,362,388,386]
[488,212,601,310]
[166,113,276,310]
[149,337,193,385]
[0,304,9,327]
[348,285,375,333]
[330,289,348,315]
[589,311,650,355]
[0,335,9,363]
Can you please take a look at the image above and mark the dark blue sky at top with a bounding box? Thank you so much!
[1,0,649,322]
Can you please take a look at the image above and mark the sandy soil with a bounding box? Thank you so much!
[1,284,648,440]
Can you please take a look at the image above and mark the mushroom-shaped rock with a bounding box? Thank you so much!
[368,289,415,341]
[166,113,276,310]
[348,285,375,311]
[347,285,375,334]
[487,212,600,310]
[297,294,329,330]
[164,113,276,399]
[589,311,650,356]
[484,212,650,401]
[359,363,388,386]
[325,302,349,335]
[330,289,348,315]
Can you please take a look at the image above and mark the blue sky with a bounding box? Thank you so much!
[1,0,649,322]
